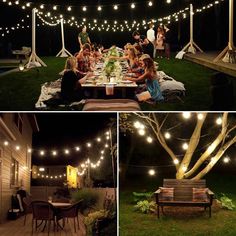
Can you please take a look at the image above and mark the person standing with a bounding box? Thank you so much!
[156,26,165,58]
[132,31,154,59]
[164,25,171,60]
[78,26,91,49]
[147,23,156,58]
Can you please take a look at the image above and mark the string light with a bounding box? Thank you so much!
[182,112,191,119]
[15,145,20,150]
[87,142,92,148]
[182,166,187,172]
[52,150,57,156]
[138,129,145,136]
[147,137,153,143]
[182,143,189,150]
[82,6,87,12]
[216,117,222,125]
[131,3,135,9]
[164,132,171,139]
[174,159,179,165]
[223,156,230,163]
[64,149,70,155]
[148,1,153,7]
[197,113,204,120]
[40,150,45,156]
[148,169,156,176]
[27,148,32,153]
[4,141,9,146]
[113,5,118,10]
[97,6,102,11]
[75,146,80,151]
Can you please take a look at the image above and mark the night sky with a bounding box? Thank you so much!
[0,0,235,57]
[32,113,117,166]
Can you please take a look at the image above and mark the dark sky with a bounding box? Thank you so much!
[32,113,117,166]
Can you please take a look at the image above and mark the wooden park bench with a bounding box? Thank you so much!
[155,179,214,218]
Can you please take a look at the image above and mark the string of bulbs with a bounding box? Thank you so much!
[133,113,230,166]
[0,0,225,37]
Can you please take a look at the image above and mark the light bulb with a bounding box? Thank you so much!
[131,3,135,9]
[114,5,118,10]
[138,129,145,136]
[197,113,204,120]
[4,141,9,146]
[147,137,153,143]
[182,143,188,150]
[82,6,87,11]
[148,169,155,176]
[216,117,222,125]
[174,159,179,165]
[164,132,171,139]
[182,112,191,119]
[148,1,153,7]
[223,157,230,163]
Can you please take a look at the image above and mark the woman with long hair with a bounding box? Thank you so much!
[61,57,92,102]
[126,57,163,102]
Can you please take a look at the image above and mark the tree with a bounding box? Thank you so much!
[120,113,236,180]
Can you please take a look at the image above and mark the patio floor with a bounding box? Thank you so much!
[0,213,86,236]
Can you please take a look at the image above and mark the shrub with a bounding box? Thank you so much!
[132,192,154,203]
[71,189,99,211]
[134,200,156,214]
[217,193,236,210]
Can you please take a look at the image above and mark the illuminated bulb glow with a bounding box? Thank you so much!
[64,149,70,154]
[114,5,118,10]
[131,3,135,9]
[164,132,171,139]
[134,121,141,129]
[216,117,222,125]
[148,169,155,176]
[75,147,80,151]
[174,159,179,165]
[197,113,204,120]
[97,137,101,142]
[182,143,188,150]
[147,137,153,143]
[105,144,109,148]
[97,6,102,11]
[52,151,57,156]
[182,112,191,119]
[16,146,20,150]
[138,129,145,136]
[40,150,45,156]
[28,148,31,153]
[87,143,91,147]
[148,1,153,7]
[182,166,187,172]
[4,141,9,146]
[82,6,87,11]
[223,157,230,163]
[39,167,45,172]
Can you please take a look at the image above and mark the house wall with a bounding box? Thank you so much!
[0,114,33,222]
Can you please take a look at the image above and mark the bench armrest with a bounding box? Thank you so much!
[206,189,214,196]
[154,189,161,194]
[206,189,214,205]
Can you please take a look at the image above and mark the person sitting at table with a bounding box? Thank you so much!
[76,43,92,75]
[125,57,164,103]
[109,46,139,70]
[61,57,92,102]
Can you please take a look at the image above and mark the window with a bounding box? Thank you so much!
[14,114,23,134]
[10,158,19,186]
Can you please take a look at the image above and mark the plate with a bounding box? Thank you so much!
[122,80,133,84]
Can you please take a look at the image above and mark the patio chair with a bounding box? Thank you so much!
[56,200,83,233]
[31,201,56,236]
[22,196,32,226]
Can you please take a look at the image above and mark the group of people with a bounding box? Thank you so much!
[60,25,166,103]
[133,23,171,60]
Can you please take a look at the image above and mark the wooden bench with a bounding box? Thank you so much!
[155,179,214,218]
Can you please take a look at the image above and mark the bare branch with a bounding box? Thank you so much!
[192,135,236,180]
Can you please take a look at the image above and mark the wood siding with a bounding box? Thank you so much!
[0,114,34,223]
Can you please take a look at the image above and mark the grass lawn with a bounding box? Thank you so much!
[0,56,235,111]
[119,174,236,236]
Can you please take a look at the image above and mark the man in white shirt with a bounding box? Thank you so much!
[147,23,156,58]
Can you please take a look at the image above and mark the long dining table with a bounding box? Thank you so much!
[81,59,138,98]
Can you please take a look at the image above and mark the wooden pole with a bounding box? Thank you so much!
[214,0,235,63]
[56,19,73,57]
[26,8,46,68]
[180,4,203,54]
